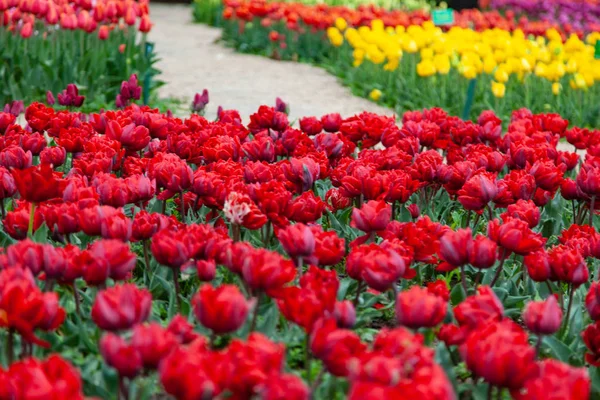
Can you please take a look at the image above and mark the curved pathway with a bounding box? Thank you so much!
[149,4,394,120]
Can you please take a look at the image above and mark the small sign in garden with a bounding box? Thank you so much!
[432,9,455,26]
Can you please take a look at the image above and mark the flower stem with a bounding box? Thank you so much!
[561,284,574,336]
[172,267,182,313]
[460,265,469,295]
[6,328,14,365]
[590,195,596,227]
[249,294,261,333]
[353,281,365,308]
[535,335,543,358]
[305,333,312,384]
[490,249,508,287]
[27,202,36,238]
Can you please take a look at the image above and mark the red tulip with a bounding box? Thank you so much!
[586,282,600,321]
[457,172,498,211]
[454,286,504,330]
[523,296,562,335]
[396,286,447,329]
[460,319,535,390]
[193,284,251,334]
[334,300,356,328]
[167,314,201,345]
[524,250,551,282]
[321,113,342,132]
[438,228,472,268]
[131,323,178,369]
[501,199,540,228]
[548,245,588,287]
[82,239,136,285]
[91,284,152,331]
[488,218,545,255]
[299,116,323,135]
[514,359,590,400]
[40,146,66,167]
[467,235,497,269]
[346,243,405,291]
[151,228,189,268]
[584,321,600,366]
[99,333,143,378]
[277,223,315,260]
[12,164,63,203]
[351,200,391,233]
[312,227,345,266]
[287,191,326,223]
[20,21,32,38]
[259,373,309,400]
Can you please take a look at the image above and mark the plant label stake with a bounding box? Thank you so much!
[143,41,155,106]
[595,40,600,59]
[432,9,455,26]
[461,78,477,120]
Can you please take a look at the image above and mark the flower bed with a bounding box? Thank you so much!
[0,94,599,398]
[0,0,159,107]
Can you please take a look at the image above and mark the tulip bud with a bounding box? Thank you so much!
[407,203,420,219]
[396,286,447,329]
[351,200,391,233]
[277,223,315,260]
[100,333,143,378]
[333,300,356,328]
[467,235,497,269]
[192,284,252,335]
[523,296,562,335]
[586,282,600,321]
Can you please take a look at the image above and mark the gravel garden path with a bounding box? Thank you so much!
[149,4,394,120]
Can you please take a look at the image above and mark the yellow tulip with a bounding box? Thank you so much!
[421,48,434,59]
[552,82,561,95]
[369,89,382,101]
[491,81,506,98]
[461,65,478,80]
[417,59,436,77]
[334,18,347,32]
[371,19,384,32]
[327,27,344,47]
[483,55,496,74]
[494,67,509,83]
[433,54,451,74]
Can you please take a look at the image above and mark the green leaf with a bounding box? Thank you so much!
[544,335,573,362]
[32,222,49,243]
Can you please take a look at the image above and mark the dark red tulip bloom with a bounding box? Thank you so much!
[131,323,178,369]
[287,191,326,223]
[40,146,66,167]
[351,200,391,233]
[334,300,356,328]
[1,355,85,400]
[501,199,540,228]
[6,239,44,275]
[454,286,504,331]
[1,146,33,170]
[467,235,497,269]
[396,286,447,329]
[106,121,150,152]
[281,157,320,193]
[488,218,545,255]
[427,279,450,301]
[586,282,600,321]
[514,359,590,400]
[457,172,498,211]
[259,373,309,400]
[91,284,152,331]
[584,321,600,366]
[312,227,345,266]
[524,250,551,282]
[528,160,565,192]
[82,240,136,285]
[99,333,143,378]
[299,116,323,135]
[0,166,16,199]
[193,284,251,334]
[151,228,189,268]
[167,314,201,345]
[523,296,562,335]
[346,243,405,291]
[460,320,536,390]
[57,84,85,108]
[223,192,268,230]
[548,245,588,287]
[241,248,296,292]
[438,228,472,268]
[577,164,600,197]
[12,164,63,203]
[277,223,315,260]
[321,113,342,132]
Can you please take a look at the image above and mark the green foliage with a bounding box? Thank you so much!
[0,26,161,107]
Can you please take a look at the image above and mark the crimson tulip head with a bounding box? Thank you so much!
[131,323,178,370]
[438,228,472,269]
[351,200,391,233]
[586,282,600,321]
[460,319,535,390]
[583,321,600,366]
[454,286,504,330]
[523,296,562,335]
[192,284,252,334]
[488,218,545,256]
[258,373,309,400]
[467,234,497,269]
[57,84,85,108]
[91,284,152,331]
[457,171,498,211]
[12,164,63,203]
[333,300,356,328]
[321,113,342,132]
[100,333,143,378]
[346,243,405,291]
[277,223,315,260]
[514,359,590,400]
[396,285,447,329]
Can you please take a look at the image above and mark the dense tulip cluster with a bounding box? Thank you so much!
[0,0,155,105]
[1,94,600,398]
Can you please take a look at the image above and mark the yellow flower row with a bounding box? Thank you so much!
[327,18,600,97]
